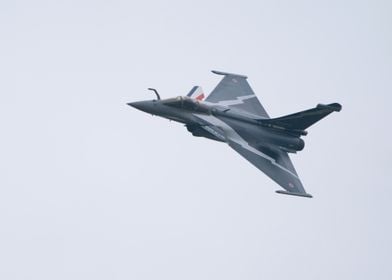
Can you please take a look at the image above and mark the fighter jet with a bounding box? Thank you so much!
[128,70,341,198]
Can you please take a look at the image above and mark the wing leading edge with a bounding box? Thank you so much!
[228,141,312,198]
[194,114,312,198]
[205,70,270,118]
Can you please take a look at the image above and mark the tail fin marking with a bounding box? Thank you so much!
[187,86,205,101]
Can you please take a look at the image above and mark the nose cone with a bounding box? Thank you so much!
[127,101,153,113]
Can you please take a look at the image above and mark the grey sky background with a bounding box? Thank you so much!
[1,0,392,279]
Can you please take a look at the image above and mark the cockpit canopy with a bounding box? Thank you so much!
[161,96,211,113]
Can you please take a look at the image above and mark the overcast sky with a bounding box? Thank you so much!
[1,1,392,279]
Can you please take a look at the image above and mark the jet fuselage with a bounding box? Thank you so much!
[128,96,305,153]
[128,70,341,197]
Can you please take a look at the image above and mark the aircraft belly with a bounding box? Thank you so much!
[218,116,305,152]
[217,116,270,146]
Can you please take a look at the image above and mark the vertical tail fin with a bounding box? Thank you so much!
[259,103,342,132]
[187,86,205,101]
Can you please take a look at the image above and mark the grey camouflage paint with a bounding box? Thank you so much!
[128,71,341,198]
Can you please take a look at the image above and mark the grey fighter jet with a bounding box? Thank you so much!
[128,70,341,198]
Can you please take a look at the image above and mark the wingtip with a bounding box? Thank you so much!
[211,70,248,79]
[276,190,313,198]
